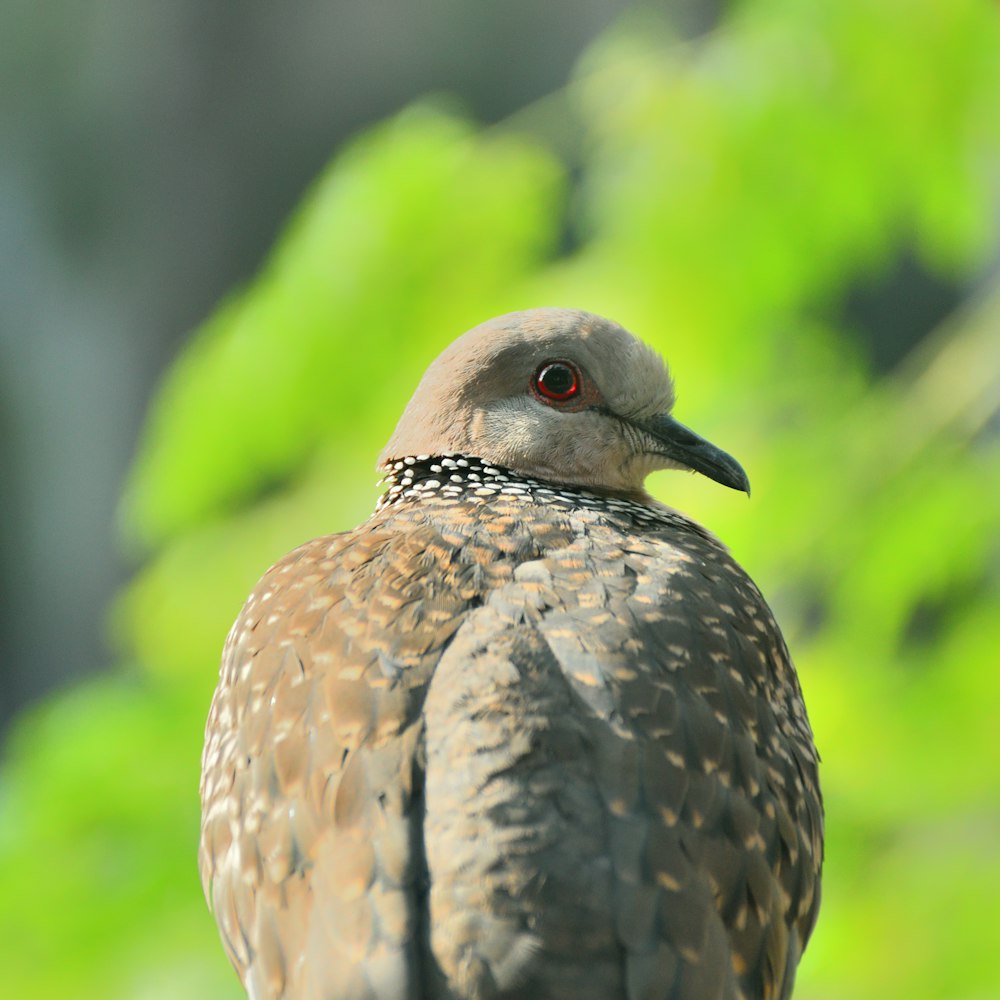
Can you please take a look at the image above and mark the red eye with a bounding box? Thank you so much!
[534,361,580,401]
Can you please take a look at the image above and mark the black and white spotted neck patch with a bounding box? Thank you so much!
[375,454,705,535]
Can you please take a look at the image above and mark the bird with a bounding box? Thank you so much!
[199,308,823,1000]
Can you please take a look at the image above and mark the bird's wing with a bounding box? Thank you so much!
[417,516,822,1000]
[199,518,473,1000]
[542,521,822,1000]
[592,533,822,1000]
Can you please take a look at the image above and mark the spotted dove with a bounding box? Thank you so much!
[199,308,823,1000]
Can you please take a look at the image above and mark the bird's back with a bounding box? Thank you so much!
[200,457,822,1000]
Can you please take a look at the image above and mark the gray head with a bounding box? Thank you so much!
[379,308,748,500]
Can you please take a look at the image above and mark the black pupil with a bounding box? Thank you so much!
[541,364,575,396]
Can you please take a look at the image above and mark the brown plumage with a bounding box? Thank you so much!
[199,308,822,1000]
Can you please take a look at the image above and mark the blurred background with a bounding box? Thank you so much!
[1,1,999,998]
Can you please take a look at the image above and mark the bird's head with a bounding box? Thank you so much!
[379,308,749,501]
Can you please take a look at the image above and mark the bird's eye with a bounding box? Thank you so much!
[534,361,580,402]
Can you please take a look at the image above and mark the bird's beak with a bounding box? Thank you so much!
[640,414,751,494]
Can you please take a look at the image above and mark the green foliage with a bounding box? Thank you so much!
[3,1,999,996]
[121,109,564,551]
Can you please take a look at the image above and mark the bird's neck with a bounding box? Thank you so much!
[375,454,697,535]
[377,454,537,511]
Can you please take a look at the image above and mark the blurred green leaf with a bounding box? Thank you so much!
[121,105,566,551]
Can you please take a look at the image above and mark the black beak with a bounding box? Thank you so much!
[641,414,750,494]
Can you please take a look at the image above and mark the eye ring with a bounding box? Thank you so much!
[534,361,581,402]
